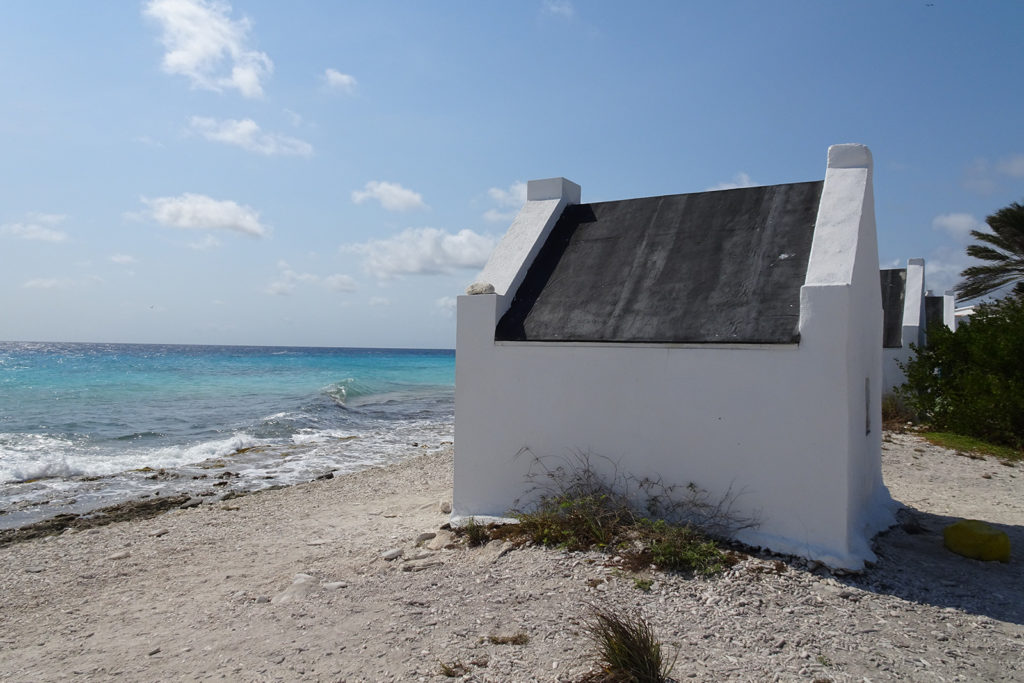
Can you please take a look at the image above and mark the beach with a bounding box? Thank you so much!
[1,432,1022,682]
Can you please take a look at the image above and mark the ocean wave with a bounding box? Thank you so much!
[4,458,88,483]
[150,433,264,462]
[290,429,357,446]
[114,431,166,441]
[323,378,371,405]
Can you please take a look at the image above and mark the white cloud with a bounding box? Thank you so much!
[140,193,267,237]
[344,227,497,279]
[266,262,356,296]
[2,213,69,243]
[143,0,272,98]
[923,247,971,295]
[488,181,528,207]
[543,0,575,18]
[1,220,69,243]
[932,212,981,241]
[997,154,1024,178]
[22,278,70,290]
[133,135,165,148]
[189,116,313,157]
[963,154,1024,194]
[707,172,755,191]
[368,296,390,307]
[323,68,357,93]
[435,296,457,318]
[110,253,137,264]
[351,181,427,212]
[483,181,527,222]
[323,273,357,292]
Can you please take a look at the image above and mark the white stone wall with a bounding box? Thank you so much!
[454,145,897,570]
[881,262,959,394]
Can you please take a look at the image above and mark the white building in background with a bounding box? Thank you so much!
[880,259,958,394]
[454,144,898,570]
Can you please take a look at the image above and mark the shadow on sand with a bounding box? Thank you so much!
[840,505,1023,625]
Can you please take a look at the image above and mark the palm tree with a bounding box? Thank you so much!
[955,200,1024,301]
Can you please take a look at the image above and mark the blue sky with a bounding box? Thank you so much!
[1,1,1021,348]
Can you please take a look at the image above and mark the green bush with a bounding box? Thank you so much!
[898,295,1024,449]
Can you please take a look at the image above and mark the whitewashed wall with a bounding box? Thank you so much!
[881,259,929,394]
[454,144,897,570]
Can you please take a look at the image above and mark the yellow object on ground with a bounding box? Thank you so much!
[943,519,1011,563]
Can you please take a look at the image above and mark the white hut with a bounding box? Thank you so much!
[454,144,897,570]
[880,259,958,393]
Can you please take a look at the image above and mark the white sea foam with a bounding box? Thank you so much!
[148,433,263,463]
[290,429,355,446]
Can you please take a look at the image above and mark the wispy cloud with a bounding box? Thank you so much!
[189,116,313,157]
[138,193,267,237]
[932,212,981,242]
[143,0,272,98]
[265,261,357,295]
[368,296,390,307]
[996,154,1024,178]
[344,227,497,279]
[483,181,527,222]
[323,273,358,292]
[133,135,165,148]
[22,278,72,290]
[962,153,1024,194]
[543,0,575,19]
[706,172,755,191]
[1,213,69,243]
[923,247,971,295]
[323,68,357,94]
[351,181,427,212]
[435,296,457,318]
[110,253,138,265]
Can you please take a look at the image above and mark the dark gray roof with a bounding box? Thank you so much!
[925,295,945,332]
[495,181,823,344]
[880,268,907,348]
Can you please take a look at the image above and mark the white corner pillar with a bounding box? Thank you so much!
[943,290,958,332]
[471,178,581,319]
[903,258,926,347]
[798,143,894,568]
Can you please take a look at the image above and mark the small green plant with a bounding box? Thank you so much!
[507,450,752,577]
[620,519,725,575]
[632,577,653,592]
[581,605,674,682]
[460,516,490,547]
[816,654,834,667]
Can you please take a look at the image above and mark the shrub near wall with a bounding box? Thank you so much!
[899,296,1024,449]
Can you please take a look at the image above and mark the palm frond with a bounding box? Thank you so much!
[965,244,1013,263]
[985,202,1024,253]
[956,200,1024,301]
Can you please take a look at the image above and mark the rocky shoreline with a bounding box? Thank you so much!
[1,432,1021,681]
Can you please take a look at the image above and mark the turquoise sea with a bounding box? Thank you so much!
[0,342,454,528]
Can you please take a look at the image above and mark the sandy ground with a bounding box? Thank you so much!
[1,431,1022,682]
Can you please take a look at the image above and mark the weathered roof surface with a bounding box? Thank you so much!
[495,181,823,344]
[880,268,907,348]
[925,295,945,331]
